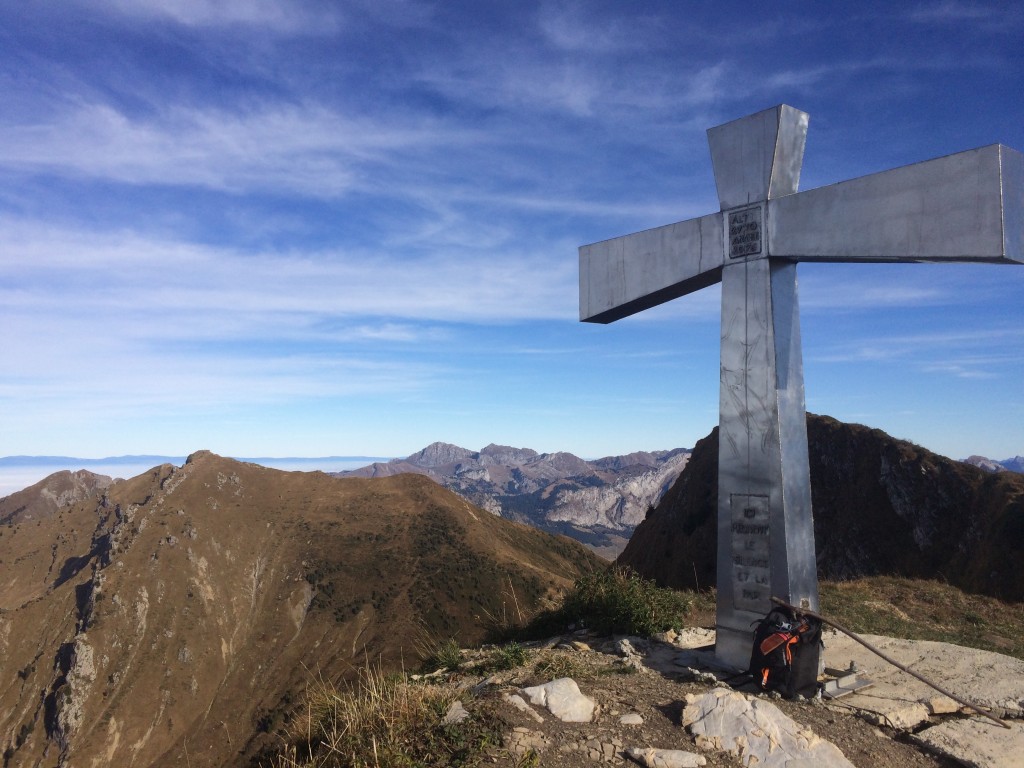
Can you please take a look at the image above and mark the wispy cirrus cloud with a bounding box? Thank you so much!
[810,328,1024,374]
[92,0,343,33]
[0,217,579,331]
[908,1,999,23]
[0,101,479,197]
[921,362,999,379]
[536,2,667,54]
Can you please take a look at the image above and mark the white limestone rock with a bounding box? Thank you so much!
[674,627,716,649]
[920,695,959,715]
[502,693,545,723]
[682,689,854,767]
[54,636,97,746]
[652,629,678,644]
[442,700,470,725]
[823,634,1024,720]
[624,747,707,767]
[910,718,1024,768]
[862,700,930,730]
[520,678,596,723]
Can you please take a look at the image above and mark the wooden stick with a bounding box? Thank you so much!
[770,596,1011,730]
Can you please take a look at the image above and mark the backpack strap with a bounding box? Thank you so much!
[759,631,792,656]
[783,634,800,665]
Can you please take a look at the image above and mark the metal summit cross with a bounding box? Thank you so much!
[579,105,1023,670]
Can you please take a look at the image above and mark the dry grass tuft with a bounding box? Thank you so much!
[266,662,500,767]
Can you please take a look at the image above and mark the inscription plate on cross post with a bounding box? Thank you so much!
[730,495,771,611]
[578,104,1023,671]
[728,207,762,259]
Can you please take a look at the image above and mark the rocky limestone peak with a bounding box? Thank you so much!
[338,441,692,558]
[407,442,476,467]
[592,449,688,472]
[963,454,1023,473]
[528,451,593,478]
[963,455,1007,472]
[478,444,539,466]
[0,469,112,524]
[184,449,216,464]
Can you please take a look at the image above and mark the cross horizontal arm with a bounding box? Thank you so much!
[769,145,1023,264]
[579,212,723,323]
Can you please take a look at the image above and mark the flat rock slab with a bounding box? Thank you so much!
[910,719,1024,768]
[682,688,854,767]
[502,693,544,723]
[674,628,717,649]
[625,630,717,676]
[521,678,596,722]
[823,632,1024,729]
[625,747,707,767]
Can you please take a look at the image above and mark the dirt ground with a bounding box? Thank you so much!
[457,639,963,768]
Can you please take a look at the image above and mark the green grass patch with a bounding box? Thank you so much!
[485,642,530,671]
[514,567,697,639]
[419,636,464,673]
[533,654,588,680]
[819,577,1024,660]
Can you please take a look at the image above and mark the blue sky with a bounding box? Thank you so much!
[1,0,1022,463]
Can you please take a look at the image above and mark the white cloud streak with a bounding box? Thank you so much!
[0,219,579,331]
[809,328,1024,372]
[0,101,480,198]
[908,1,998,23]
[94,0,343,33]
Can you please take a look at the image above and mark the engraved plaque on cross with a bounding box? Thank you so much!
[579,105,1023,670]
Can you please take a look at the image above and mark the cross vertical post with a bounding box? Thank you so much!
[710,107,819,667]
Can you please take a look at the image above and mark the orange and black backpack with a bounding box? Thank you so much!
[748,606,822,698]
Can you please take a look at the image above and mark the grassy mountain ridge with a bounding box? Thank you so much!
[0,451,603,767]
[338,442,691,558]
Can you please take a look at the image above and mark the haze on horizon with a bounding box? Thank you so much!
[1,1,1022,465]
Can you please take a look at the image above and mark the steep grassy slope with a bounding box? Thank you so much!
[619,415,1024,601]
[0,452,603,767]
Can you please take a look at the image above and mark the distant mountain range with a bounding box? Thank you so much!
[7,444,1017,559]
[0,454,386,466]
[962,455,1024,473]
[336,442,691,558]
[5,450,1017,473]
[0,447,691,559]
